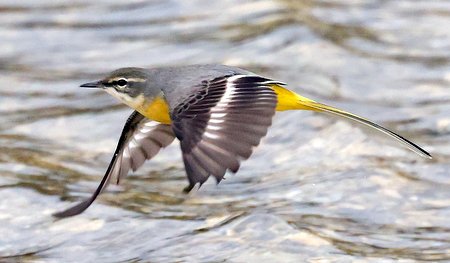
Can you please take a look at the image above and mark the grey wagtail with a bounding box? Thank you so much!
[53,64,431,218]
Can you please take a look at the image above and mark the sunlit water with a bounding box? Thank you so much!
[0,0,449,262]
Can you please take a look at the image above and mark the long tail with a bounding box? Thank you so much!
[272,85,432,159]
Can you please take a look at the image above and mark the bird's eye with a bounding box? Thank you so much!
[116,78,128,87]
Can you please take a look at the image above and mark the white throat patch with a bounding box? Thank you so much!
[105,88,146,110]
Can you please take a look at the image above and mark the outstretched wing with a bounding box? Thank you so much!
[53,111,175,218]
[171,75,280,192]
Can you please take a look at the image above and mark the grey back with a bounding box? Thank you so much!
[147,64,254,111]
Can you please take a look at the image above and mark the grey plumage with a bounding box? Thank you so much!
[147,64,253,110]
[54,65,278,217]
[54,64,431,218]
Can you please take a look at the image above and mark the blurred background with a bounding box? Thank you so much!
[0,0,449,262]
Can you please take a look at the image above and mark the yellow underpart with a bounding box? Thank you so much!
[270,85,430,158]
[137,85,360,124]
[129,84,429,158]
[138,85,320,125]
[271,84,319,111]
[137,96,172,124]
[271,84,378,118]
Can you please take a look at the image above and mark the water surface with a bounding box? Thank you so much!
[0,0,449,262]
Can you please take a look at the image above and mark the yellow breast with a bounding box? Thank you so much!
[137,96,172,124]
[135,85,312,124]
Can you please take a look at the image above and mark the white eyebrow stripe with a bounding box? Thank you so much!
[109,77,146,83]
[127,78,147,82]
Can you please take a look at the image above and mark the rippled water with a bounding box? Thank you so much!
[1,0,449,262]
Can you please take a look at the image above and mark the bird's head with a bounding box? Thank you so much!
[80,67,155,107]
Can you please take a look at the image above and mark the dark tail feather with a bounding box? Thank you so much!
[298,100,432,159]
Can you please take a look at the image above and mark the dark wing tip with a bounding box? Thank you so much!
[53,113,176,218]
[422,149,433,159]
[52,198,95,218]
[183,182,205,193]
[183,184,195,193]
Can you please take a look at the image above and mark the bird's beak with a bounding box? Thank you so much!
[80,81,102,88]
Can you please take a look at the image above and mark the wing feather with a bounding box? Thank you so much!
[53,111,175,218]
[172,75,279,190]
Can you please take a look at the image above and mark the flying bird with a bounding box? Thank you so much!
[53,65,431,218]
